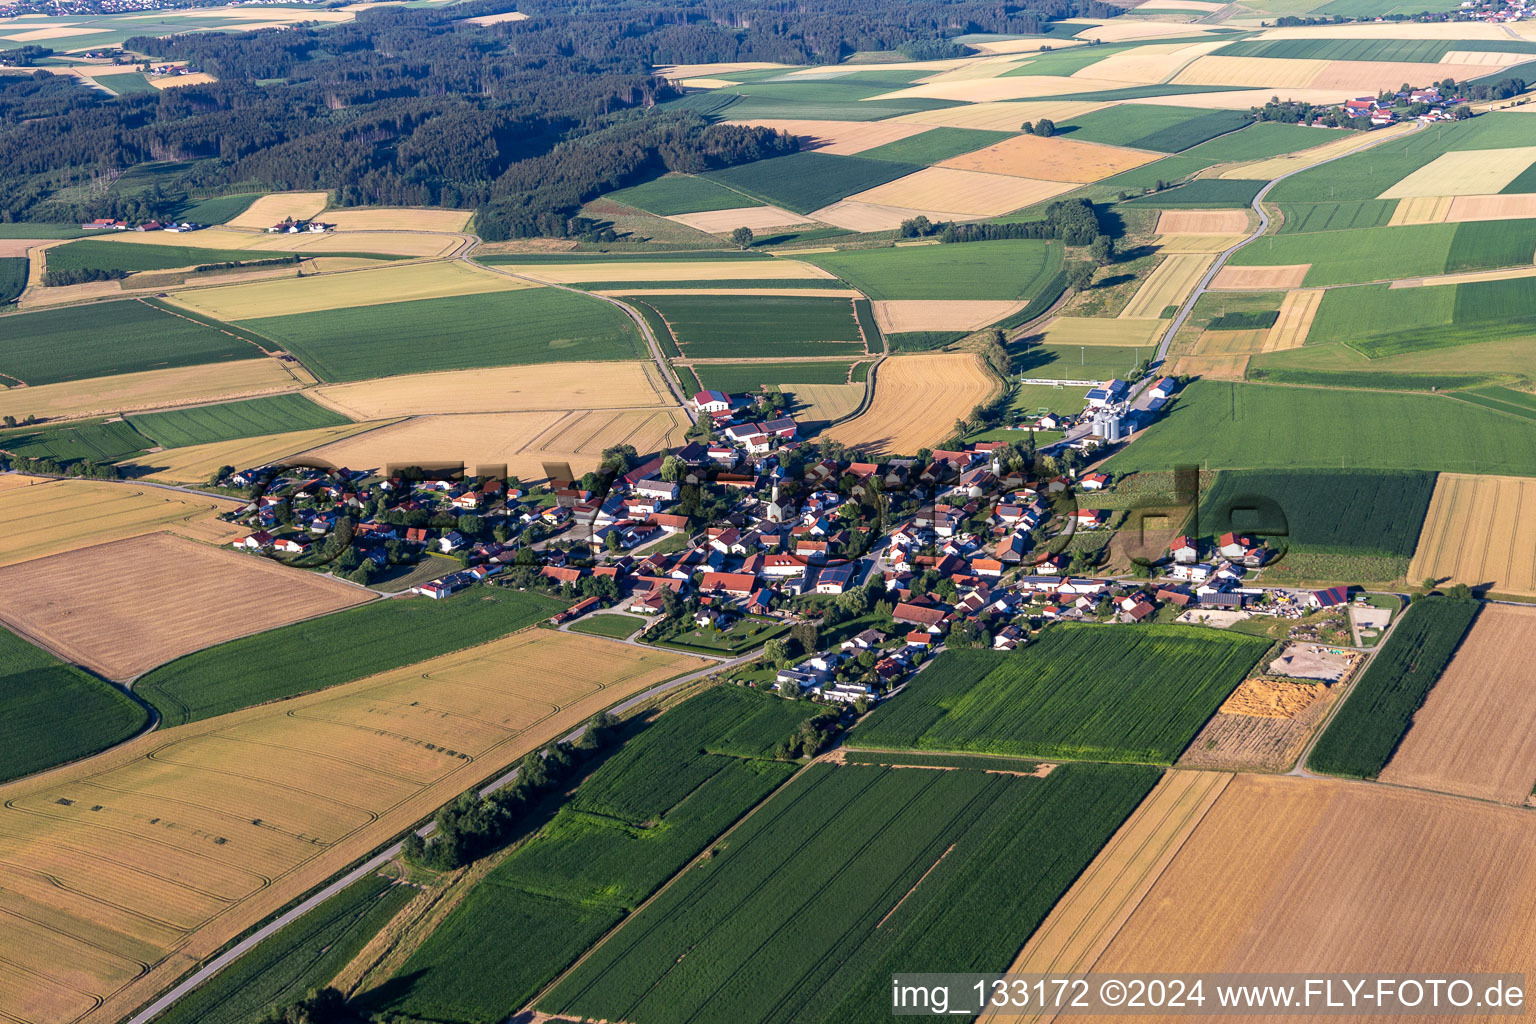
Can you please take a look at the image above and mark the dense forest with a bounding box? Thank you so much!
[0,0,1121,236]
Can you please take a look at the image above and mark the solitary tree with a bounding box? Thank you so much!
[731,226,755,249]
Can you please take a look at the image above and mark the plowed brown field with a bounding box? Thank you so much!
[1379,604,1536,804]
[0,532,372,680]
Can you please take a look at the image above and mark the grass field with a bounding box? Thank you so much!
[1275,199,1398,233]
[1330,276,1536,357]
[0,477,243,567]
[857,126,1016,164]
[0,417,152,466]
[1102,381,1536,477]
[802,239,1063,301]
[827,352,997,455]
[0,299,261,386]
[704,152,923,214]
[1307,596,1480,778]
[692,360,857,391]
[568,613,647,639]
[152,874,414,1024]
[542,760,1160,1024]
[127,392,349,448]
[0,626,148,784]
[1197,468,1436,558]
[237,289,643,381]
[855,624,1268,763]
[607,174,766,215]
[0,627,701,1024]
[174,193,260,225]
[1016,343,1148,382]
[375,686,810,1022]
[1230,223,1459,285]
[44,239,294,275]
[0,533,373,681]
[136,586,564,725]
[0,255,25,304]
[634,294,864,358]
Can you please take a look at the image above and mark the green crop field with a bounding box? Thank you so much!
[542,761,1160,1024]
[136,587,563,726]
[1177,122,1335,163]
[1212,37,1536,62]
[238,289,643,382]
[127,392,350,449]
[0,223,101,239]
[1044,84,1240,103]
[1445,219,1536,274]
[153,874,414,1024]
[1230,223,1456,286]
[1003,42,1145,77]
[1246,367,1505,392]
[44,239,294,275]
[858,127,1015,165]
[1189,289,1286,328]
[852,624,1266,762]
[1197,468,1435,558]
[1102,380,1536,476]
[1096,153,1212,194]
[803,239,1063,301]
[1306,283,1454,344]
[841,749,1043,771]
[0,299,261,386]
[704,152,922,214]
[477,250,769,264]
[693,360,856,391]
[1342,276,1536,358]
[606,174,761,216]
[692,77,961,122]
[635,294,865,358]
[174,193,262,225]
[0,256,25,305]
[1065,107,1251,154]
[1275,199,1398,233]
[1449,385,1536,421]
[1016,343,1150,382]
[0,417,152,465]
[1124,178,1264,208]
[1307,597,1480,778]
[1207,310,1279,330]
[1132,110,1250,154]
[0,627,148,784]
[377,687,812,1023]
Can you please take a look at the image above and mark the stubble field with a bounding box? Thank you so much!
[0,478,243,566]
[1120,254,1213,319]
[226,192,330,229]
[0,359,303,423]
[825,352,997,455]
[0,532,373,680]
[1409,473,1536,596]
[1378,604,1536,804]
[845,168,1077,216]
[310,361,673,419]
[1154,209,1250,234]
[121,421,383,484]
[171,260,530,320]
[0,628,705,1024]
[937,133,1158,182]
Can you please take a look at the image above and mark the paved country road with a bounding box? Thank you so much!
[120,647,756,1024]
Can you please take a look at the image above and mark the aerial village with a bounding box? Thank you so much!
[216,375,1373,708]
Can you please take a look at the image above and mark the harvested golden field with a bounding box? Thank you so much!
[171,260,529,320]
[1223,122,1410,180]
[1442,49,1533,65]
[303,409,692,480]
[0,359,302,423]
[150,72,216,89]
[1380,146,1536,199]
[786,382,864,424]
[667,205,810,232]
[939,132,1157,183]
[721,118,931,155]
[1170,55,1329,88]
[1120,253,1213,318]
[872,299,1027,333]
[1073,41,1226,85]
[1387,194,1454,226]
[1133,87,1340,109]
[1256,21,1514,37]
[826,352,997,456]
[1446,192,1536,223]
[0,628,706,1024]
[1178,693,1338,772]
[915,54,1038,84]
[501,259,832,284]
[311,362,673,418]
[1155,209,1250,235]
[1138,0,1224,9]
[891,99,1106,132]
[1389,264,1536,289]
[1037,316,1166,347]
[1410,473,1536,597]
[1220,675,1328,717]
[1153,232,1249,253]
[0,237,47,258]
[459,9,527,23]
[1262,288,1323,350]
[319,208,473,232]
[1311,60,1493,92]
[1082,775,1536,1000]
[227,192,330,229]
[652,61,786,78]
[0,533,372,680]
[1378,604,1536,804]
[1208,263,1310,290]
[600,287,859,298]
[249,230,460,258]
[1074,20,1227,40]
[847,168,1076,217]
[1174,351,1250,379]
[983,770,1233,1024]
[2,25,100,40]
[0,473,44,493]
[805,199,974,233]
[0,478,243,567]
[968,36,1089,54]
[122,421,384,484]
